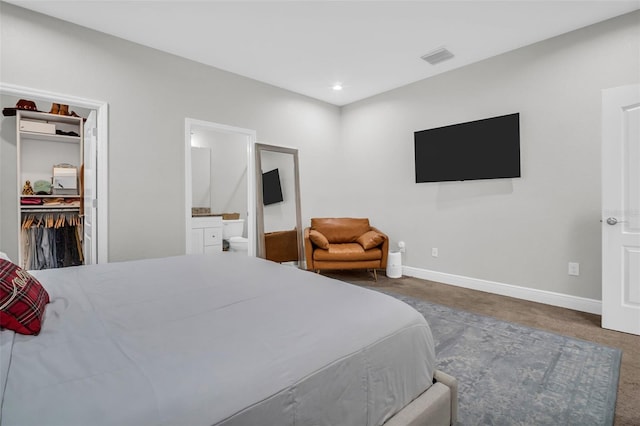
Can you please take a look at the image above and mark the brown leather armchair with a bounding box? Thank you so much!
[304,218,388,279]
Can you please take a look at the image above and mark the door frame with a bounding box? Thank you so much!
[0,82,109,264]
[184,118,256,256]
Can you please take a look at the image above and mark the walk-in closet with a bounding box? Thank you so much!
[1,94,100,269]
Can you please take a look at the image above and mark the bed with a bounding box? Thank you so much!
[1,254,457,425]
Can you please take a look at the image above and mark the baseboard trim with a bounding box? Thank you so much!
[402,266,602,315]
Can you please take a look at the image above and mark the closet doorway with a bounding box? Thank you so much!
[0,83,109,265]
[184,118,256,256]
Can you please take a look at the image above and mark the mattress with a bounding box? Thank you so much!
[1,254,435,426]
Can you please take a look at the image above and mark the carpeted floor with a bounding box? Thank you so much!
[322,270,640,426]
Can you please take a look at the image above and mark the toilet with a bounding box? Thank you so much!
[222,219,248,252]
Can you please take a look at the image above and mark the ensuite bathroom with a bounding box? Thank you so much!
[190,127,249,253]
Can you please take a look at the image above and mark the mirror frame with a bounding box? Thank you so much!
[255,143,303,267]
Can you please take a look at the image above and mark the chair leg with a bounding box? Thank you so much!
[316,269,320,274]
[373,269,377,282]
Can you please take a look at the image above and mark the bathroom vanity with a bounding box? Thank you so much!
[191,216,223,254]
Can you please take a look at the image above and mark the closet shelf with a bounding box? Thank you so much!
[21,194,80,198]
[20,205,80,211]
[19,131,81,143]
[19,110,82,125]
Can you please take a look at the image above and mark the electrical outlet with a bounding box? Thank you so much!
[568,262,580,276]
[432,248,438,257]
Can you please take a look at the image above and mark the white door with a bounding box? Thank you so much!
[602,84,640,335]
[83,110,98,265]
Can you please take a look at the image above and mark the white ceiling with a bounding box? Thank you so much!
[6,1,640,106]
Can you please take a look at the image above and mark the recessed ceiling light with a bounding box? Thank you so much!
[332,83,343,91]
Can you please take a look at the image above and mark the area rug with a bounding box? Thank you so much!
[379,290,622,426]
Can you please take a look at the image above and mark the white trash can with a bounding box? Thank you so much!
[386,251,402,278]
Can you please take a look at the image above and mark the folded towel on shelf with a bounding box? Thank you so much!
[20,198,42,205]
[42,198,80,207]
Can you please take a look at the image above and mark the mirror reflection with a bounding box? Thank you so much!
[191,147,211,209]
[256,144,302,267]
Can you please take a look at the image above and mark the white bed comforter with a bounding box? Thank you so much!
[0,254,435,426]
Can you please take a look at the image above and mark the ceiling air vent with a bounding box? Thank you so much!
[421,48,454,65]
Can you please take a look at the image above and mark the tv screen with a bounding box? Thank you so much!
[414,113,520,183]
[262,168,284,205]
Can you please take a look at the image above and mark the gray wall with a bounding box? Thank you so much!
[2,4,638,302]
[339,11,639,300]
[0,3,341,262]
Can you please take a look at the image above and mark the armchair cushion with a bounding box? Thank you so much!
[314,244,383,262]
[356,230,385,250]
[308,229,330,249]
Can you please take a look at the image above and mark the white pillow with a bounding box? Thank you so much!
[0,252,12,262]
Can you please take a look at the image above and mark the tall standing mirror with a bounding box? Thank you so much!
[255,143,303,268]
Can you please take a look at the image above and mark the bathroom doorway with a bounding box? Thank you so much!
[184,118,256,256]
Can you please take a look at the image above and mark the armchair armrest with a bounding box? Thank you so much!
[370,226,389,268]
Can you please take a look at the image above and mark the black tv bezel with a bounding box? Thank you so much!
[262,168,284,206]
[414,113,521,183]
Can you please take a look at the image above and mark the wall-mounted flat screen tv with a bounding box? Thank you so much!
[414,113,520,183]
[262,168,284,205]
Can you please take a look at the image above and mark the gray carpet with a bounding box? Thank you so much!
[380,290,622,426]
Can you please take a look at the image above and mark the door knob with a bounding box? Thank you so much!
[605,217,627,225]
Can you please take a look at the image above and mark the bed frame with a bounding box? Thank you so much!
[384,370,458,426]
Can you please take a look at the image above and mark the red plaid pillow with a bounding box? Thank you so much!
[0,259,50,335]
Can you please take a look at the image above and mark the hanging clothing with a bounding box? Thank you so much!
[20,212,83,270]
